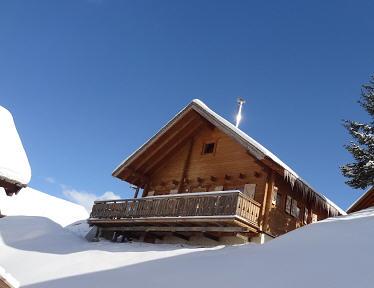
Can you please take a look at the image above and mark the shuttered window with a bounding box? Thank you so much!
[291,199,299,217]
[285,195,292,214]
[285,195,301,218]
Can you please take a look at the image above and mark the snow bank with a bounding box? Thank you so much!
[1,209,374,287]
[65,220,92,239]
[0,216,214,287]
[0,187,88,227]
[0,106,31,186]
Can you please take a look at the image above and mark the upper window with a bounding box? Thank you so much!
[202,142,215,154]
[285,195,300,218]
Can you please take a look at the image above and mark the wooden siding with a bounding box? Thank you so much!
[147,127,268,204]
[266,173,327,236]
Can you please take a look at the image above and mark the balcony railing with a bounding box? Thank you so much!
[89,190,261,228]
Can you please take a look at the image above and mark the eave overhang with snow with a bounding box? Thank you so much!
[347,186,374,213]
[0,106,31,195]
[112,99,345,216]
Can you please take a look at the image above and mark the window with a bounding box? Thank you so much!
[285,195,300,218]
[285,195,292,214]
[147,190,155,196]
[214,185,224,191]
[244,184,256,199]
[170,189,178,194]
[202,142,215,154]
[291,199,299,218]
[304,208,309,224]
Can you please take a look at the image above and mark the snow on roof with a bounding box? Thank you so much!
[347,186,374,213]
[0,106,31,186]
[113,99,345,215]
[0,187,88,227]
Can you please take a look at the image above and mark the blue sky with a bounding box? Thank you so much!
[1,0,373,210]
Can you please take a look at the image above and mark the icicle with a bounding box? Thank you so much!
[284,170,297,189]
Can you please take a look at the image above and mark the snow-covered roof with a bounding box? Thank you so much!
[113,99,345,215]
[0,187,88,227]
[0,106,31,186]
[347,186,374,213]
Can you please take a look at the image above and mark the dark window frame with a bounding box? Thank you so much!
[202,142,216,155]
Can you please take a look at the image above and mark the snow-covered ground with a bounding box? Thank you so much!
[1,206,374,287]
[0,187,88,227]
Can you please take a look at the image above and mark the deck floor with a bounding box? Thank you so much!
[88,215,259,234]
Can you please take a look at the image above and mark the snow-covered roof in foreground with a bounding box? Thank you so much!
[0,106,31,186]
[113,99,345,215]
[1,207,373,287]
[0,187,88,227]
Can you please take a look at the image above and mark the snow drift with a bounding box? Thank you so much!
[0,106,31,186]
[1,208,373,287]
[0,187,88,227]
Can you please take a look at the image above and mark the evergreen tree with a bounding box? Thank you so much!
[341,76,374,189]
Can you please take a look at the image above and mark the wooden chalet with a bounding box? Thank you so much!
[347,186,374,213]
[88,99,345,244]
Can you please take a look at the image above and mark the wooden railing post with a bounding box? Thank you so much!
[261,170,275,232]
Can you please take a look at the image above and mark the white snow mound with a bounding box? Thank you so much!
[0,106,31,185]
[0,187,88,227]
[1,208,374,287]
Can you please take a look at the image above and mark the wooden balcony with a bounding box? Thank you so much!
[88,190,261,235]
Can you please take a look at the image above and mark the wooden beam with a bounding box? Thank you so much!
[173,232,190,241]
[144,122,206,175]
[122,168,150,185]
[178,137,194,193]
[89,215,259,228]
[203,232,220,242]
[136,119,204,171]
[261,170,275,232]
[101,226,249,233]
[133,187,140,198]
[136,115,202,172]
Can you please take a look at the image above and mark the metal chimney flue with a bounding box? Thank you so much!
[235,97,246,128]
